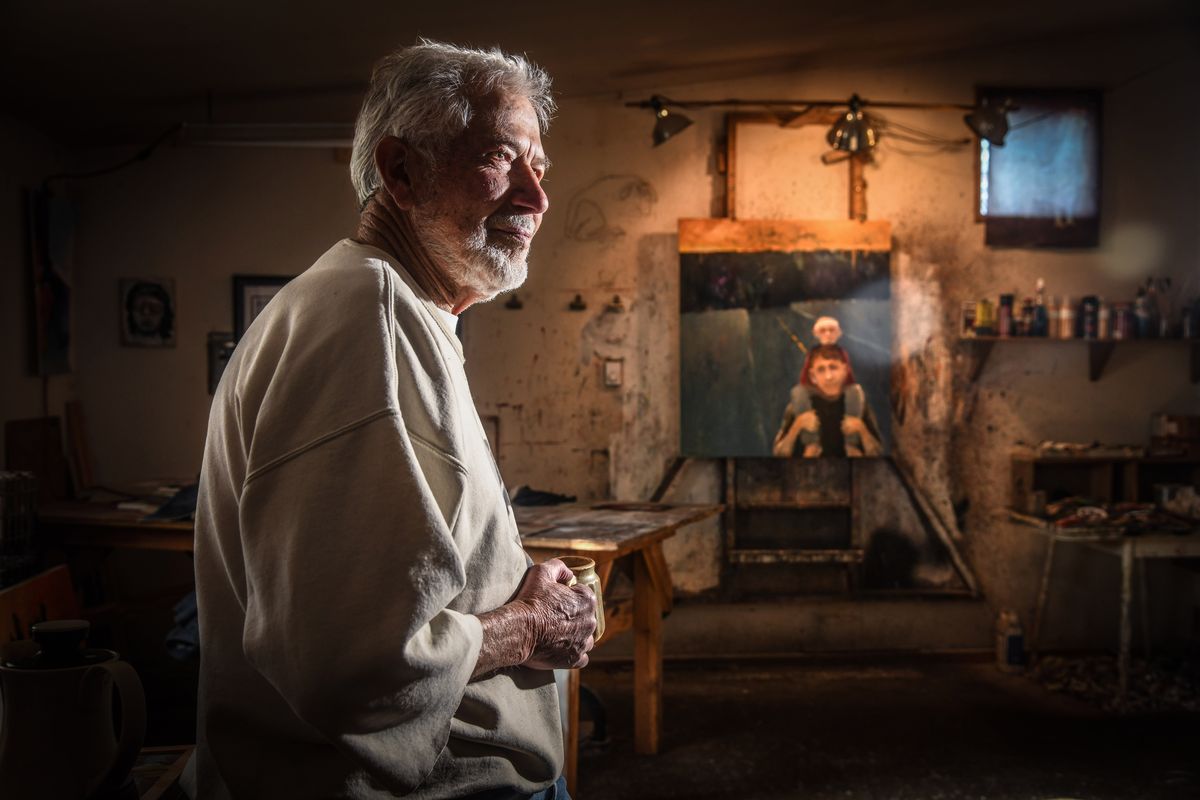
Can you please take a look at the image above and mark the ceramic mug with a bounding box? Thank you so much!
[559,555,605,642]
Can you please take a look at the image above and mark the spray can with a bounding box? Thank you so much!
[995,610,1026,673]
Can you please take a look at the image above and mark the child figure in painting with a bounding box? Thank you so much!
[774,316,859,456]
[772,342,881,458]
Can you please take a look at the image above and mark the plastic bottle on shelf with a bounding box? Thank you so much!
[1018,298,1034,337]
[1034,279,1049,337]
[998,294,1014,337]
[1060,296,1075,339]
[1081,296,1099,339]
[1134,287,1151,339]
[995,610,1026,673]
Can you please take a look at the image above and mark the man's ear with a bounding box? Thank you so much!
[374,136,418,210]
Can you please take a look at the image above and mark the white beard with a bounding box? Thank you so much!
[411,206,530,302]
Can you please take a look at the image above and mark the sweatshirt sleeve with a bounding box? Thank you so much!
[237,408,482,796]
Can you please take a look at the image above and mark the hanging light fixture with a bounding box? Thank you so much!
[626,93,1007,151]
[964,96,1015,146]
[649,95,694,146]
[826,95,877,155]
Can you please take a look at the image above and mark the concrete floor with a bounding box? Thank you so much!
[576,658,1199,800]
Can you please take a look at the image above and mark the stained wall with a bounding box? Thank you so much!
[6,26,1197,651]
[465,28,1200,644]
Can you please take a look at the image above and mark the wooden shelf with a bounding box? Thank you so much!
[734,501,850,511]
[960,337,1200,383]
[728,548,864,565]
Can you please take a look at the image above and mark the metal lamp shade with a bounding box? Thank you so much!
[826,98,877,154]
[964,98,1011,146]
[653,107,693,146]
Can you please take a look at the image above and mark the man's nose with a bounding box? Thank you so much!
[509,161,549,215]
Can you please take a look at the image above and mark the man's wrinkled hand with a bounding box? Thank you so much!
[514,559,597,669]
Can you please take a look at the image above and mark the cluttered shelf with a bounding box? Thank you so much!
[1010,437,1200,519]
[959,336,1200,383]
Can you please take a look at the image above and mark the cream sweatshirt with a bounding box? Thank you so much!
[192,240,562,799]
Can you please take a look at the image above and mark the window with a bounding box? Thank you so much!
[976,88,1102,247]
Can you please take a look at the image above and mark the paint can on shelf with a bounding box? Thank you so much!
[962,300,977,336]
[995,610,1026,673]
[1112,303,1133,340]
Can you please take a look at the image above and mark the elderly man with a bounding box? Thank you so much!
[192,41,595,800]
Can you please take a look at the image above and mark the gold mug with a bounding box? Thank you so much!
[559,556,605,642]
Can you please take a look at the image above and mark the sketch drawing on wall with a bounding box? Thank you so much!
[564,174,657,245]
[679,219,892,458]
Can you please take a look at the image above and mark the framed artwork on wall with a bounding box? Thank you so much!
[975,87,1102,247]
[27,188,76,373]
[678,218,892,459]
[233,275,292,341]
[119,277,176,347]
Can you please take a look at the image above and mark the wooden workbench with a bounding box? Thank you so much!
[514,503,722,789]
[43,499,723,792]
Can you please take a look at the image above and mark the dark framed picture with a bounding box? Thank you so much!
[233,275,292,341]
[120,277,176,347]
[207,331,236,394]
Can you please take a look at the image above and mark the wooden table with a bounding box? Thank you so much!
[1012,510,1200,705]
[44,499,723,792]
[40,501,194,551]
[514,502,722,791]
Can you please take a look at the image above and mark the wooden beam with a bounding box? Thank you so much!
[727,548,864,564]
[650,456,688,502]
[779,107,843,128]
[849,155,868,221]
[888,458,980,595]
[725,115,738,219]
[679,218,892,253]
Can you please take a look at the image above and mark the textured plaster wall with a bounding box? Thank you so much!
[66,147,359,484]
[10,27,1195,651]
[465,29,1200,645]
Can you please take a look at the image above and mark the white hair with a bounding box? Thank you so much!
[350,39,555,208]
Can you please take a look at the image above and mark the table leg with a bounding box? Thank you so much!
[633,548,664,755]
[1137,557,1151,660]
[565,668,580,795]
[1118,540,1133,706]
[1029,536,1056,664]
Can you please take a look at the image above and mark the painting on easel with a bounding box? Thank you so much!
[679,219,892,458]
